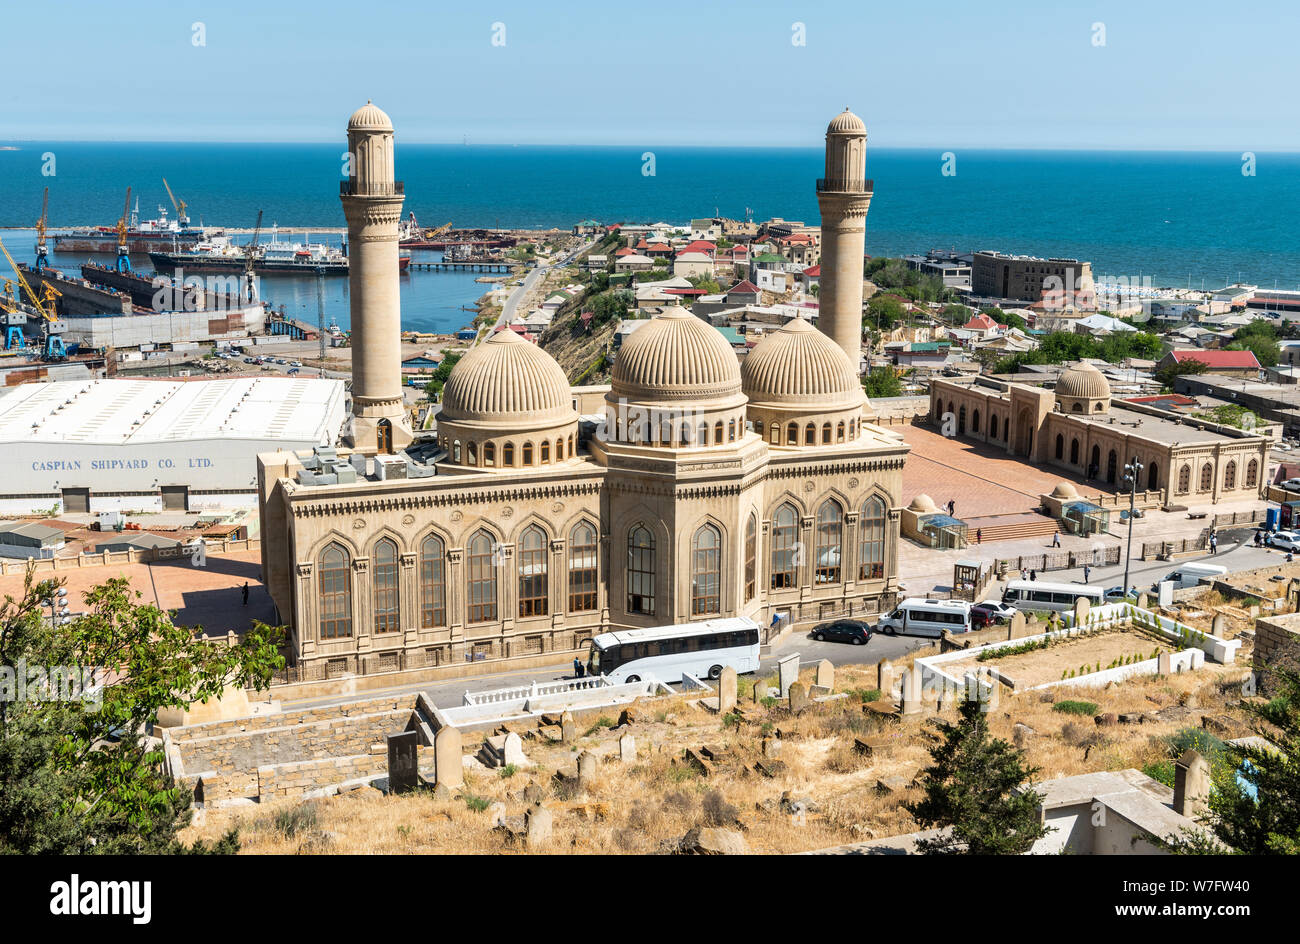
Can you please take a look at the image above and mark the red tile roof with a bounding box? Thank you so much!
[614,247,636,256]
[728,280,760,295]
[803,265,821,277]
[1169,349,1261,369]
[963,312,999,331]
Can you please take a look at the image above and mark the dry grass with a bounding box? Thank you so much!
[179,657,1257,854]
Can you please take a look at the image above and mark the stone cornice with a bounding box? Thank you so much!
[290,478,601,517]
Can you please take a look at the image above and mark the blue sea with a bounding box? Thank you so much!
[2,143,1298,333]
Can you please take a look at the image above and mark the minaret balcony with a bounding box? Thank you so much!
[340,180,405,196]
[816,177,873,194]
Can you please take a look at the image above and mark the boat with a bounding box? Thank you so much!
[148,235,409,275]
[53,199,221,254]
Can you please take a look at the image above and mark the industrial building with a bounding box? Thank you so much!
[0,376,345,514]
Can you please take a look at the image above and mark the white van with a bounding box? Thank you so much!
[1155,562,1228,590]
[877,598,971,638]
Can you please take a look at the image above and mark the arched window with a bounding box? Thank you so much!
[467,441,478,465]
[569,435,575,457]
[728,418,736,442]
[372,538,399,633]
[568,521,598,612]
[1071,403,1082,413]
[805,423,816,445]
[822,423,832,444]
[744,514,756,602]
[1094,402,1105,413]
[1055,434,1064,460]
[453,441,462,463]
[484,442,495,466]
[836,421,845,443]
[990,415,999,439]
[419,534,446,628]
[627,525,655,615]
[1200,462,1213,491]
[1246,458,1259,487]
[715,421,725,445]
[972,409,981,434]
[771,503,798,589]
[859,496,886,580]
[755,420,764,439]
[1091,445,1101,477]
[1070,438,1080,465]
[318,543,352,639]
[1224,460,1236,490]
[691,524,721,615]
[770,424,780,444]
[523,442,534,465]
[814,500,843,584]
[958,405,966,434]
[1107,449,1118,483]
[556,437,564,460]
[503,442,515,466]
[466,531,497,623]
[518,526,548,618]
[540,440,551,463]
[787,422,798,445]
[1178,464,1191,494]
[1147,461,1159,491]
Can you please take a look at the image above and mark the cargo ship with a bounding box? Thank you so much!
[53,200,221,254]
[148,236,410,275]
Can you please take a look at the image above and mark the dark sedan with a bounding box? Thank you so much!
[970,601,1017,629]
[810,619,871,645]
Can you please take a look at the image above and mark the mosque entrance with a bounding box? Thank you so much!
[1015,408,1034,458]
[377,419,393,455]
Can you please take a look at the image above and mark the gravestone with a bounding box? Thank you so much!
[1136,593,1149,610]
[718,666,737,714]
[788,681,809,713]
[434,724,463,789]
[1009,611,1027,639]
[761,737,782,759]
[1158,652,1173,675]
[815,659,834,690]
[753,683,769,703]
[386,730,419,795]
[619,733,636,764]
[901,669,921,715]
[877,660,894,697]
[576,750,597,786]
[1073,596,1090,627]
[525,804,552,849]
[777,654,800,697]
[1211,613,1227,637]
[560,710,577,744]
[1158,580,1174,608]
[1173,749,1209,818]
[502,731,531,768]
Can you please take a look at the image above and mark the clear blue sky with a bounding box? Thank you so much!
[6,0,1298,149]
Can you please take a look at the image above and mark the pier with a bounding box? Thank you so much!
[406,259,516,273]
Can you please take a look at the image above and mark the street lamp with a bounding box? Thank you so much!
[1121,459,1144,596]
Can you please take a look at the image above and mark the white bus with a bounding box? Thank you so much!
[877,598,971,638]
[586,617,761,684]
[1002,580,1104,613]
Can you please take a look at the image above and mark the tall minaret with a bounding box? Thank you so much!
[815,108,873,372]
[340,101,410,454]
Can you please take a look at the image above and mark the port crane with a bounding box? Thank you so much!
[115,187,133,273]
[34,187,50,271]
[0,233,67,360]
[243,209,263,303]
[162,177,189,226]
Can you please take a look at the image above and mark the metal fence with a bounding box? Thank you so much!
[998,547,1121,575]
[1140,535,1208,560]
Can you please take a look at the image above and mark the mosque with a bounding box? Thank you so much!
[257,103,908,679]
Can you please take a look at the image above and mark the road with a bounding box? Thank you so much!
[493,238,599,334]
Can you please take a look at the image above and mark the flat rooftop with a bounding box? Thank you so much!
[0,377,345,446]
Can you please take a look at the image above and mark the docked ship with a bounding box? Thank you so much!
[53,200,221,254]
[148,234,410,275]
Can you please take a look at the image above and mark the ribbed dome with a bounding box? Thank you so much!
[742,318,864,407]
[441,330,575,426]
[348,100,393,132]
[612,307,742,402]
[1056,362,1111,401]
[827,108,866,135]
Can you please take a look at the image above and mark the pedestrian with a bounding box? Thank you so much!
[948,499,956,517]
[573,656,582,678]
[1030,569,1037,581]
[1084,565,1091,584]
[1051,532,1061,548]
[1020,567,1028,581]
[241,582,249,606]
[975,527,982,544]
[1209,532,1218,554]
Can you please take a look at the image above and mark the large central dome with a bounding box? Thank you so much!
[611,306,743,404]
[441,329,574,427]
[742,318,864,409]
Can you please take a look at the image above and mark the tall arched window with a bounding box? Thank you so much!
[805,423,816,445]
[1148,461,1160,491]
[568,521,598,612]
[466,531,498,623]
[518,525,548,618]
[859,496,886,580]
[1200,462,1213,491]
[467,441,478,466]
[989,415,999,440]
[556,437,565,460]
[821,423,832,444]
[484,442,495,467]
[523,442,534,465]
[728,418,736,442]
[786,422,798,445]
[770,503,798,589]
[691,524,721,615]
[744,514,756,602]
[836,421,845,442]
[627,525,655,615]
[972,409,981,434]
[503,442,514,466]
[1178,464,1191,494]
[714,421,724,444]
[1055,434,1064,460]
[815,500,843,584]
[1246,458,1259,487]
[372,538,399,633]
[419,534,446,628]
[1070,438,1080,465]
[1223,460,1236,490]
[318,543,352,639]
[540,441,551,464]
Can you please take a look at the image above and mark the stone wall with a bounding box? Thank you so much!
[1253,613,1300,695]
[256,748,431,800]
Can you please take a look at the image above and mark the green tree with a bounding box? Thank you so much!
[905,695,1051,854]
[1154,357,1209,391]
[866,293,906,329]
[863,366,903,398]
[0,571,284,853]
[424,351,463,401]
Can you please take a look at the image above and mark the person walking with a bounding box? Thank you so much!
[975,527,982,544]
[1209,532,1218,555]
[1051,532,1061,548]
[947,499,956,517]
[1030,569,1037,581]
[573,656,582,678]
[1083,564,1091,584]
[1020,567,1029,581]
[241,582,249,606]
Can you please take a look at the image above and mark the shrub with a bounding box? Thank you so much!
[274,802,318,839]
[846,687,882,703]
[1053,700,1100,716]
[722,711,743,729]
[498,764,518,779]
[1142,759,1176,788]
[463,793,491,813]
[701,790,738,826]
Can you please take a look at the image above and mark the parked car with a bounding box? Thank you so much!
[243,356,256,363]
[287,367,300,375]
[1104,586,1141,603]
[970,601,1017,628]
[1268,530,1300,552]
[810,619,871,645]
[1280,478,1300,491]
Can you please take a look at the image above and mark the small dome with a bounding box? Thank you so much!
[1056,362,1111,401]
[441,330,574,426]
[1051,482,1080,500]
[742,318,864,408]
[348,100,393,132]
[827,108,866,135]
[612,306,742,403]
[908,494,938,513]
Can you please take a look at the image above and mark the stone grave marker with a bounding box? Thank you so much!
[386,730,419,794]
[777,654,800,696]
[815,659,834,690]
[718,666,737,714]
[788,681,809,713]
[434,724,463,789]
[1174,749,1209,818]
[619,733,636,764]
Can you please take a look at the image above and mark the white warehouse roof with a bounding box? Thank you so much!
[0,377,345,446]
